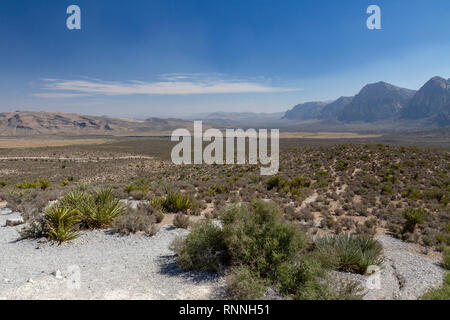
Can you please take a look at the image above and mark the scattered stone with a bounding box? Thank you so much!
[6,217,24,227]
[37,238,48,244]
[3,278,10,284]
[52,270,63,279]
[27,278,34,284]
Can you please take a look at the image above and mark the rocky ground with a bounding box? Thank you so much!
[336,235,445,300]
[0,207,445,300]
[0,208,226,300]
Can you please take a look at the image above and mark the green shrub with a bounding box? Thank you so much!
[173,200,366,300]
[39,179,51,190]
[266,175,285,190]
[44,206,80,242]
[227,266,267,300]
[402,208,426,233]
[171,220,228,272]
[16,180,40,189]
[125,179,149,193]
[443,247,450,270]
[221,200,307,278]
[315,234,383,274]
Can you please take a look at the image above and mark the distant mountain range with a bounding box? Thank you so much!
[1,76,448,136]
[0,111,198,136]
[283,76,450,127]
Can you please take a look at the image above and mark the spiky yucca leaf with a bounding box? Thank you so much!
[44,206,80,242]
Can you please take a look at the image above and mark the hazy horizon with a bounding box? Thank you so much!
[1,0,450,118]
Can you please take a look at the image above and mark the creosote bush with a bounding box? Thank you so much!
[171,220,227,272]
[172,200,366,300]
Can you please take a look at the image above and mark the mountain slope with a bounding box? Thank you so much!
[282,102,326,121]
[401,76,450,126]
[319,96,354,120]
[338,82,416,122]
[0,111,196,136]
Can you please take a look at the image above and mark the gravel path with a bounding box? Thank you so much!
[336,235,445,300]
[0,208,226,300]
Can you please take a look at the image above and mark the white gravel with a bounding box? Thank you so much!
[336,235,445,300]
[0,208,226,300]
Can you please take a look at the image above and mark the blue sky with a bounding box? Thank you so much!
[0,0,449,118]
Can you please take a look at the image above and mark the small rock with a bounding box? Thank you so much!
[27,278,34,284]
[37,238,48,244]
[6,217,24,227]
[3,278,10,284]
[53,270,63,279]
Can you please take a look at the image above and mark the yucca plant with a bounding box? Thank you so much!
[39,179,51,190]
[315,234,383,274]
[44,206,80,242]
[151,192,197,214]
[61,190,90,210]
[79,188,124,229]
[166,192,197,213]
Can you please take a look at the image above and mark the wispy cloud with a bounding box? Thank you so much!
[34,74,298,98]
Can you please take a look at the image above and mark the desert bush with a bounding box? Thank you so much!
[173,213,190,229]
[227,265,267,300]
[172,220,227,272]
[125,179,149,193]
[315,234,383,274]
[443,246,450,270]
[110,206,158,236]
[221,200,307,278]
[402,208,426,233]
[19,215,49,239]
[44,206,80,242]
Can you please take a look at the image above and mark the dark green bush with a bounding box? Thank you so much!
[227,266,267,300]
[221,200,307,278]
[172,220,228,272]
[402,208,426,233]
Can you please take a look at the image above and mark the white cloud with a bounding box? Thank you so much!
[35,75,298,98]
